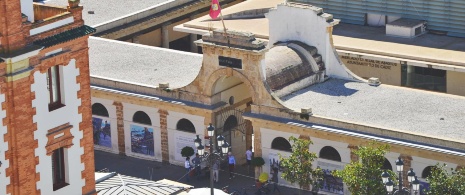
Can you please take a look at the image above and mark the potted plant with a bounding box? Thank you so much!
[251,156,265,178]
[181,146,195,158]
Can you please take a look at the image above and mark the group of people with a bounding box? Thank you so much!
[184,148,248,182]
[183,146,279,193]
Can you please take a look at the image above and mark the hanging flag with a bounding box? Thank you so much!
[209,0,221,19]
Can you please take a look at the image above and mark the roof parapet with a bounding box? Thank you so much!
[200,29,266,51]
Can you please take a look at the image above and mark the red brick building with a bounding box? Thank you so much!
[0,0,95,194]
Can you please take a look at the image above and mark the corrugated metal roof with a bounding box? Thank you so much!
[33,25,96,48]
[96,173,188,195]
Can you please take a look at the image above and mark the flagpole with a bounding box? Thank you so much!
[218,12,230,47]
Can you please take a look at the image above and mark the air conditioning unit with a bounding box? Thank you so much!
[386,18,427,38]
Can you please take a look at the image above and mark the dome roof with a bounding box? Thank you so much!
[265,44,313,91]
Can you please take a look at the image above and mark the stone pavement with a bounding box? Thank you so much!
[94,150,317,195]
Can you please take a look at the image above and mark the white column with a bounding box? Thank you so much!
[189,14,199,53]
[161,23,170,49]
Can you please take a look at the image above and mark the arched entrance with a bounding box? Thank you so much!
[211,74,254,164]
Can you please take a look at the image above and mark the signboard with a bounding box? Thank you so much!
[219,56,242,69]
[340,55,398,70]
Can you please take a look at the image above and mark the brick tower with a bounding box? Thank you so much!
[0,0,96,194]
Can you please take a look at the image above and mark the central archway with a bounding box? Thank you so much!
[210,73,254,164]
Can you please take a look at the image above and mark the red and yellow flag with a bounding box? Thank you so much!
[209,0,221,19]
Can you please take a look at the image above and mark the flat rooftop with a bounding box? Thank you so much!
[176,0,465,67]
[281,79,465,143]
[89,37,202,88]
[44,0,170,26]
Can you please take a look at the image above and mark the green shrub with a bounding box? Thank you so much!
[251,157,265,167]
[181,146,195,157]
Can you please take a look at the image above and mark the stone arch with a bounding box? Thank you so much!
[92,103,109,117]
[382,157,393,171]
[176,118,196,133]
[132,111,152,126]
[319,146,341,162]
[422,166,434,179]
[271,137,292,152]
[203,68,256,102]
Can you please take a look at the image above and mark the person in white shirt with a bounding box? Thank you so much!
[185,157,191,182]
[245,146,253,173]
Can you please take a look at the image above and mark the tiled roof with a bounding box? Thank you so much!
[33,25,96,48]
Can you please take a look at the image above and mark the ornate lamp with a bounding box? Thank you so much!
[407,168,416,182]
[207,123,215,137]
[396,157,404,172]
[217,135,225,147]
[381,170,390,184]
[197,143,205,156]
[385,179,394,193]
[412,176,420,192]
[221,142,229,154]
[194,135,202,148]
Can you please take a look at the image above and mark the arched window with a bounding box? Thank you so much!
[224,115,238,132]
[132,111,151,125]
[382,158,393,171]
[176,118,196,133]
[319,146,341,162]
[271,137,292,152]
[92,103,109,117]
[422,166,434,178]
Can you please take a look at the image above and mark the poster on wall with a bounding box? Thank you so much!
[175,133,196,162]
[268,152,288,184]
[130,124,154,156]
[92,117,111,148]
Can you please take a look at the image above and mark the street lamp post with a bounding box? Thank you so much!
[194,123,230,195]
[381,157,421,195]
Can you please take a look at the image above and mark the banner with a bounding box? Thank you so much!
[93,117,111,148]
[130,124,154,156]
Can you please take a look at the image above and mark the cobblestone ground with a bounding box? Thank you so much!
[94,150,321,195]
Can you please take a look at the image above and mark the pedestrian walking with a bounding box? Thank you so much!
[213,159,220,183]
[228,152,236,179]
[245,146,253,173]
[185,157,191,182]
[192,153,201,179]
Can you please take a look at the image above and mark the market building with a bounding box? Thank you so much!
[0,0,95,194]
[176,0,465,96]
[88,1,465,193]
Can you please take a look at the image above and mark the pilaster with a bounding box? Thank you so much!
[348,144,359,162]
[113,101,125,156]
[158,109,169,163]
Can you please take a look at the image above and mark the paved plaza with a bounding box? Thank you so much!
[94,150,319,195]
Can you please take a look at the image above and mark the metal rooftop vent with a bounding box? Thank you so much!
[368,77,381,86]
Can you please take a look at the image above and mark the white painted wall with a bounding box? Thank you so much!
[92,98,118,154]
[30,17,74,36]
[20,0,34,22]
[310,137,350,167]
[260,128,298,187]
[0,93,10,195]
[166,111,204,165]
[123,103,161,161]
[411,156,457,181]
[32,59,85,194]
[267,4,359,81]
